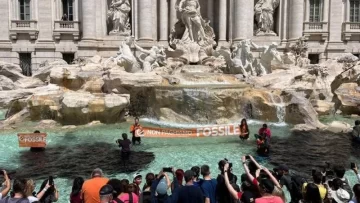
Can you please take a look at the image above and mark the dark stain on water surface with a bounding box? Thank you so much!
[270,130,360,178]
[9,142,155,179]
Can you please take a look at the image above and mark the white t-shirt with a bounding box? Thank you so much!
[350,199,358,203]
[27,196,38,203]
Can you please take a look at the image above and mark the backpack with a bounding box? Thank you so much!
[342,180,353,199]
[289,175,307,202]
[4,197,29,203]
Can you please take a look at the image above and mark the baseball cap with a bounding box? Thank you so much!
[133,172,142,180]
[156,178,168,195]
[99,184,114,196]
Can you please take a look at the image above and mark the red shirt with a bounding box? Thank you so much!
[258,128,271,139]
[70,193,82,203]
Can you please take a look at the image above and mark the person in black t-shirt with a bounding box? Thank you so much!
[177,170,203,203]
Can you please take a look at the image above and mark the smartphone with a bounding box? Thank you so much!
[0,171,3,176]
[163,167,172,173]
[351,162,356,169]
[49,176,54,186]
[245,155,250,159]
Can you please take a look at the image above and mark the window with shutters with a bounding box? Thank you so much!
[19,0,31,20]
[350,0,360,22]
[62,0,74,21]
[310,0,322,22]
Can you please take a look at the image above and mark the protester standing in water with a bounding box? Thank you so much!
[130,117,142,145]
[239,118,250,141]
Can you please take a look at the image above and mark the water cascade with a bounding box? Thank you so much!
[268,92,286,124]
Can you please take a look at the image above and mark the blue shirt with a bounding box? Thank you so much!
[177,185,203,203]
[201,179,217,203]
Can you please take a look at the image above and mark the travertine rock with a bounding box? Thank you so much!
[0,61,25,81]
[0,75,16,90]
[15,77,45,89]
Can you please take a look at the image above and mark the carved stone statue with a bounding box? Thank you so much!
[169,0,216,63]
[254,0,280,36]
[251,41,283,75]
[107,0,131,35]
[134,43,167,73]
[104,37,141,73]
[231,40,256,76]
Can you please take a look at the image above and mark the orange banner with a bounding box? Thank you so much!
[139,124,240,138]
[17,133,47,148]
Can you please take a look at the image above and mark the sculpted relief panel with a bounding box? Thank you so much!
[107,0,131,36]
[254,0,280,36]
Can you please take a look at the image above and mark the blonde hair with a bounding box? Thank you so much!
[25,179,35,197]
[272,186,286,202]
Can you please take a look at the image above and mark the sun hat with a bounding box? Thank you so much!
[332,188,350,203]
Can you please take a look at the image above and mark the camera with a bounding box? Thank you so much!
[163,167,172,173]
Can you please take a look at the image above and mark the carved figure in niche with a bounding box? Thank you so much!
[231,40,256,76]
[134,42,167,73]
[254,0,280,36]
[251,41,283,75]
[107,0,131,35]
[170,0,215,48]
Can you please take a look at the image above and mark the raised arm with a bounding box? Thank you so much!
[249,155,261,169]
[134,43,150,54]
[1,170,11,198]
[224,163,239,200]
[262,167,281,188]
[242,156,257,184]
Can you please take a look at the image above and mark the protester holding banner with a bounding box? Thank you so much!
[239,119,250,141]
[130,118,143,145]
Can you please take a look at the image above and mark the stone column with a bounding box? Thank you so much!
[232,0,253,41]
[159,0,168,42]
[169,0,177,30]
[218,0,227,42]
[323,0,329,22]
[81,0,96,40]
[74,0,79,21]
[13,0,19,19]
[207,0,214,27]
[346,0,350,22]
[138,0,153,41]
[305,0,310,21]
[281,0,288,40]
[288,0,304,40]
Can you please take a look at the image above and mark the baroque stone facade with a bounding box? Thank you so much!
[0,0,359,73]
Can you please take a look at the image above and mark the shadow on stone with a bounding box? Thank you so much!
[12,142,154,179]
[270,130,356,178]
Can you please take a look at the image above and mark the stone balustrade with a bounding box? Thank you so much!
[9,20,38,40]
[53,21,80,41]
[342,22,360,41]
[303,22,329,41]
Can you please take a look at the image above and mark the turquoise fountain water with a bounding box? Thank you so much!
[0,117,359,202]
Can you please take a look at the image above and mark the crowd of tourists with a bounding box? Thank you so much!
[1,155,360,203]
